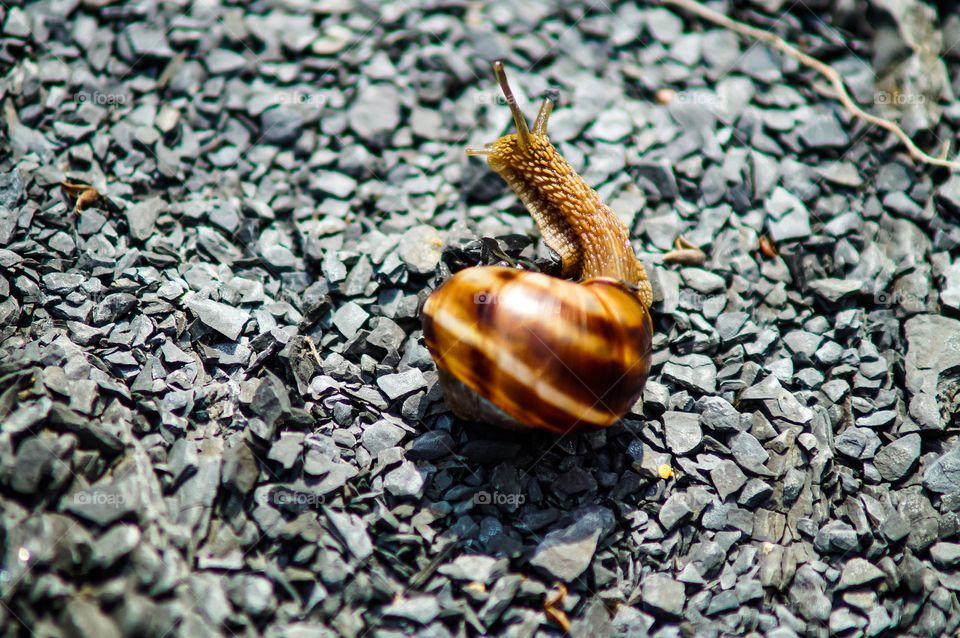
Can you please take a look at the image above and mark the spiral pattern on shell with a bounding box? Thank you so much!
[422,267,653,432]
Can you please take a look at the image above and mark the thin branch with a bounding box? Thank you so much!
[663,0,960,170]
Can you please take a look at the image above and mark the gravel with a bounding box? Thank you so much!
[2,1,959,637]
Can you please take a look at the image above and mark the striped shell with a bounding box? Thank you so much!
[422,266,653,432]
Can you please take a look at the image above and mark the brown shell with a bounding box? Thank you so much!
[422,266,653,433]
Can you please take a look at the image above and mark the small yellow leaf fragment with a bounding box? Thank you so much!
[658,464,674,480]
[543,583,570,632]
[664,236,707,265]
[60,180,102,213]
[663,248,707,265]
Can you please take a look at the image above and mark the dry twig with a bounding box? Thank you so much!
[304,336,323,367]
[663,0,960,171]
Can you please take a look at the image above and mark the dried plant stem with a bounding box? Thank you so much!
[305,336,322,366]
[663,0,960,170]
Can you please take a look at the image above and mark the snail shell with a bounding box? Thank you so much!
[422,267,652,432]
[421,61,654,432]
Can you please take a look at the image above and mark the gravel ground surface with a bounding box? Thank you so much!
[3,0,960,636]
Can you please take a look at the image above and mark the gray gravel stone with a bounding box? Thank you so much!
[923,445,960,493]
[326,508,374,560]
[631,160,678,200]
[835,427,881,460]
[383,596,440,624]
[641,574,685,616]
[766,187,811,241]
[808,278,863,303]
[332,301,369,337]
[937,173,960,211]
[349,83,401,143]
[377,369,427,400]
[361,420,405,455]
[261,107,304,145]
[663,411,702,455]
[62,599,122,638]
[797,111,849,148]
[874,433,921,481]
[698,396,743,433]
[186,297,250,341]
[789,565,831,622]
[206,48,246,74]
[659,493,692,530]
[729,431,770,473]
[837,557,886,589]
[930,542,960,567]
[267,432,304,469]
[125,197,163,241]
[384,460,424,498]
[529,507,612,581]
[6,5,960,637]
[124,22,174,58]
[710,460,747,501]
[662,354,717,393]
[905,315,960,430]
[399,225,443,275]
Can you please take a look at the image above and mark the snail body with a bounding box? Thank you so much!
[422,62,653,433]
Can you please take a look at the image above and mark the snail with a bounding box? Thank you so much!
[421,61,654,433]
